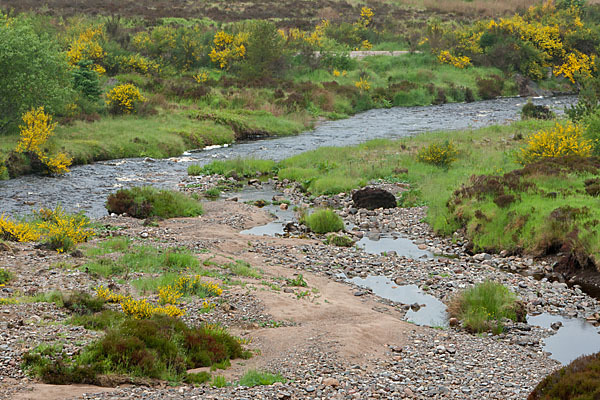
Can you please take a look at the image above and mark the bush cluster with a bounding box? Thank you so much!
[23,315,250,384]
[105,186,203,219]
[517,122,591,165]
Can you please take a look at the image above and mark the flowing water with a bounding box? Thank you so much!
[0,96,575,217]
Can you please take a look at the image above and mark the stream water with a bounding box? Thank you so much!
[0,96,575,217]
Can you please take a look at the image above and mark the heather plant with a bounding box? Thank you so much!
[105,186,203,219]
[106,83,146,114]
[23,314,249,384]
[517,122,592,165]
[417,140,458,168]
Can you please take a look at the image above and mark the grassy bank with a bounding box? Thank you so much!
[196,118,600,268]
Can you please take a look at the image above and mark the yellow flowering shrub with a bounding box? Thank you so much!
[359,7,374,27]
[132,25,204,70]
[361,39,373,50]
[355,77,371,91]
[193,71,209,84]
[437,50,471,69]
[333,69,348,77]
[115,54,159,75]
[36,205,94,252]
[106,84,146,114]
[173,275,223,297]
[0,214,40,242]
[15,107,72,175]
[96,286,186,319]
[417,140,459,168]
[209,31,248,69]
[66,27,106,75]
[553,51,596,83]
[158,285,183,305]
[517,122,592,165]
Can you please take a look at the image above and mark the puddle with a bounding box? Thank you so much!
[527,313,600,365]
[238,186,295,237]
[356,234,433,258]
[348,275,448,327]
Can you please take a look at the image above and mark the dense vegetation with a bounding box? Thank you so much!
[3,0,597,179]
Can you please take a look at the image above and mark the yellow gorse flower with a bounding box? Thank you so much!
[437,50,471,69]
[355,77,371,91]
[209,31,248,69]
[106,84,146,114]
[15,107,71,174]
[518,122,592,165]
[66,27,106,75]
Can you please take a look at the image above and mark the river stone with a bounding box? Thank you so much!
[351,187,396,210]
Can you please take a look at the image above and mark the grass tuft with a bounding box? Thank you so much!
[302,209,344,234]
[448,281,526,334]
[238,369,286,387]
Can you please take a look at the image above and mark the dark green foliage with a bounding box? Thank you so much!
[521,101,555,120]
[240,21,286,80]
[0,16,72,133]
[0,268,12,284]
[105,186,203,219]
[23,315,247,384]
[476,75,504,100]
[185,371,211,385]
[62,291,105,315]
[238,369,286,387]
[72,61,102,100]
[302,209,345,234]
[327,234,354,247]
[529,352,600,400]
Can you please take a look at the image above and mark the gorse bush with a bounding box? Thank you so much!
[106,83,146,114]
[417,140,458,168]
[302,209,344,234]
[15,107,72,174]
[517,122,592,165]
[448,281,526,334]
[105,186,203,219]
[0,205,93,252]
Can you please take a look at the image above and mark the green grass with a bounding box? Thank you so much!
[448,281,525,334]
[237,369,286,387]
[192,158,277,177]
[83,236,131,257]
[224,260,262,279]
[211,375,228,387]
[302,209,345,234]
[106,186,203,219]
[82,245,199,277]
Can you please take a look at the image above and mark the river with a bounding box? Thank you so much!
[0,96,576,218]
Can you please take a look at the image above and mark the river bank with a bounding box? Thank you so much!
[4,181,600,399]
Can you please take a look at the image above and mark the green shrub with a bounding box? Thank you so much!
[327,234,354,247]
[0,268,12,285]
[185,371,211,385]
[211,375,228,387]
[448,281,526,334]
[521,101,555,120]
[302,209,344,234]
[238,369,286,387]
[476,76,504,100]
[105,186,203,219]
[0,16,72,133]
[239,21,286,80]
[416,140,458,168]
[529,352,600,400]
[23,315,248,384]
[72,60,101,101]
[204,187,221,199]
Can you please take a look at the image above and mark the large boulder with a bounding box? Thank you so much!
[352,187,396,210]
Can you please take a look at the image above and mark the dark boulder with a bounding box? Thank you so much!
[352,187,396,210]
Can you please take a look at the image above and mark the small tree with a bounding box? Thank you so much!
[239,21,286,80]
[0,16,72,134]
